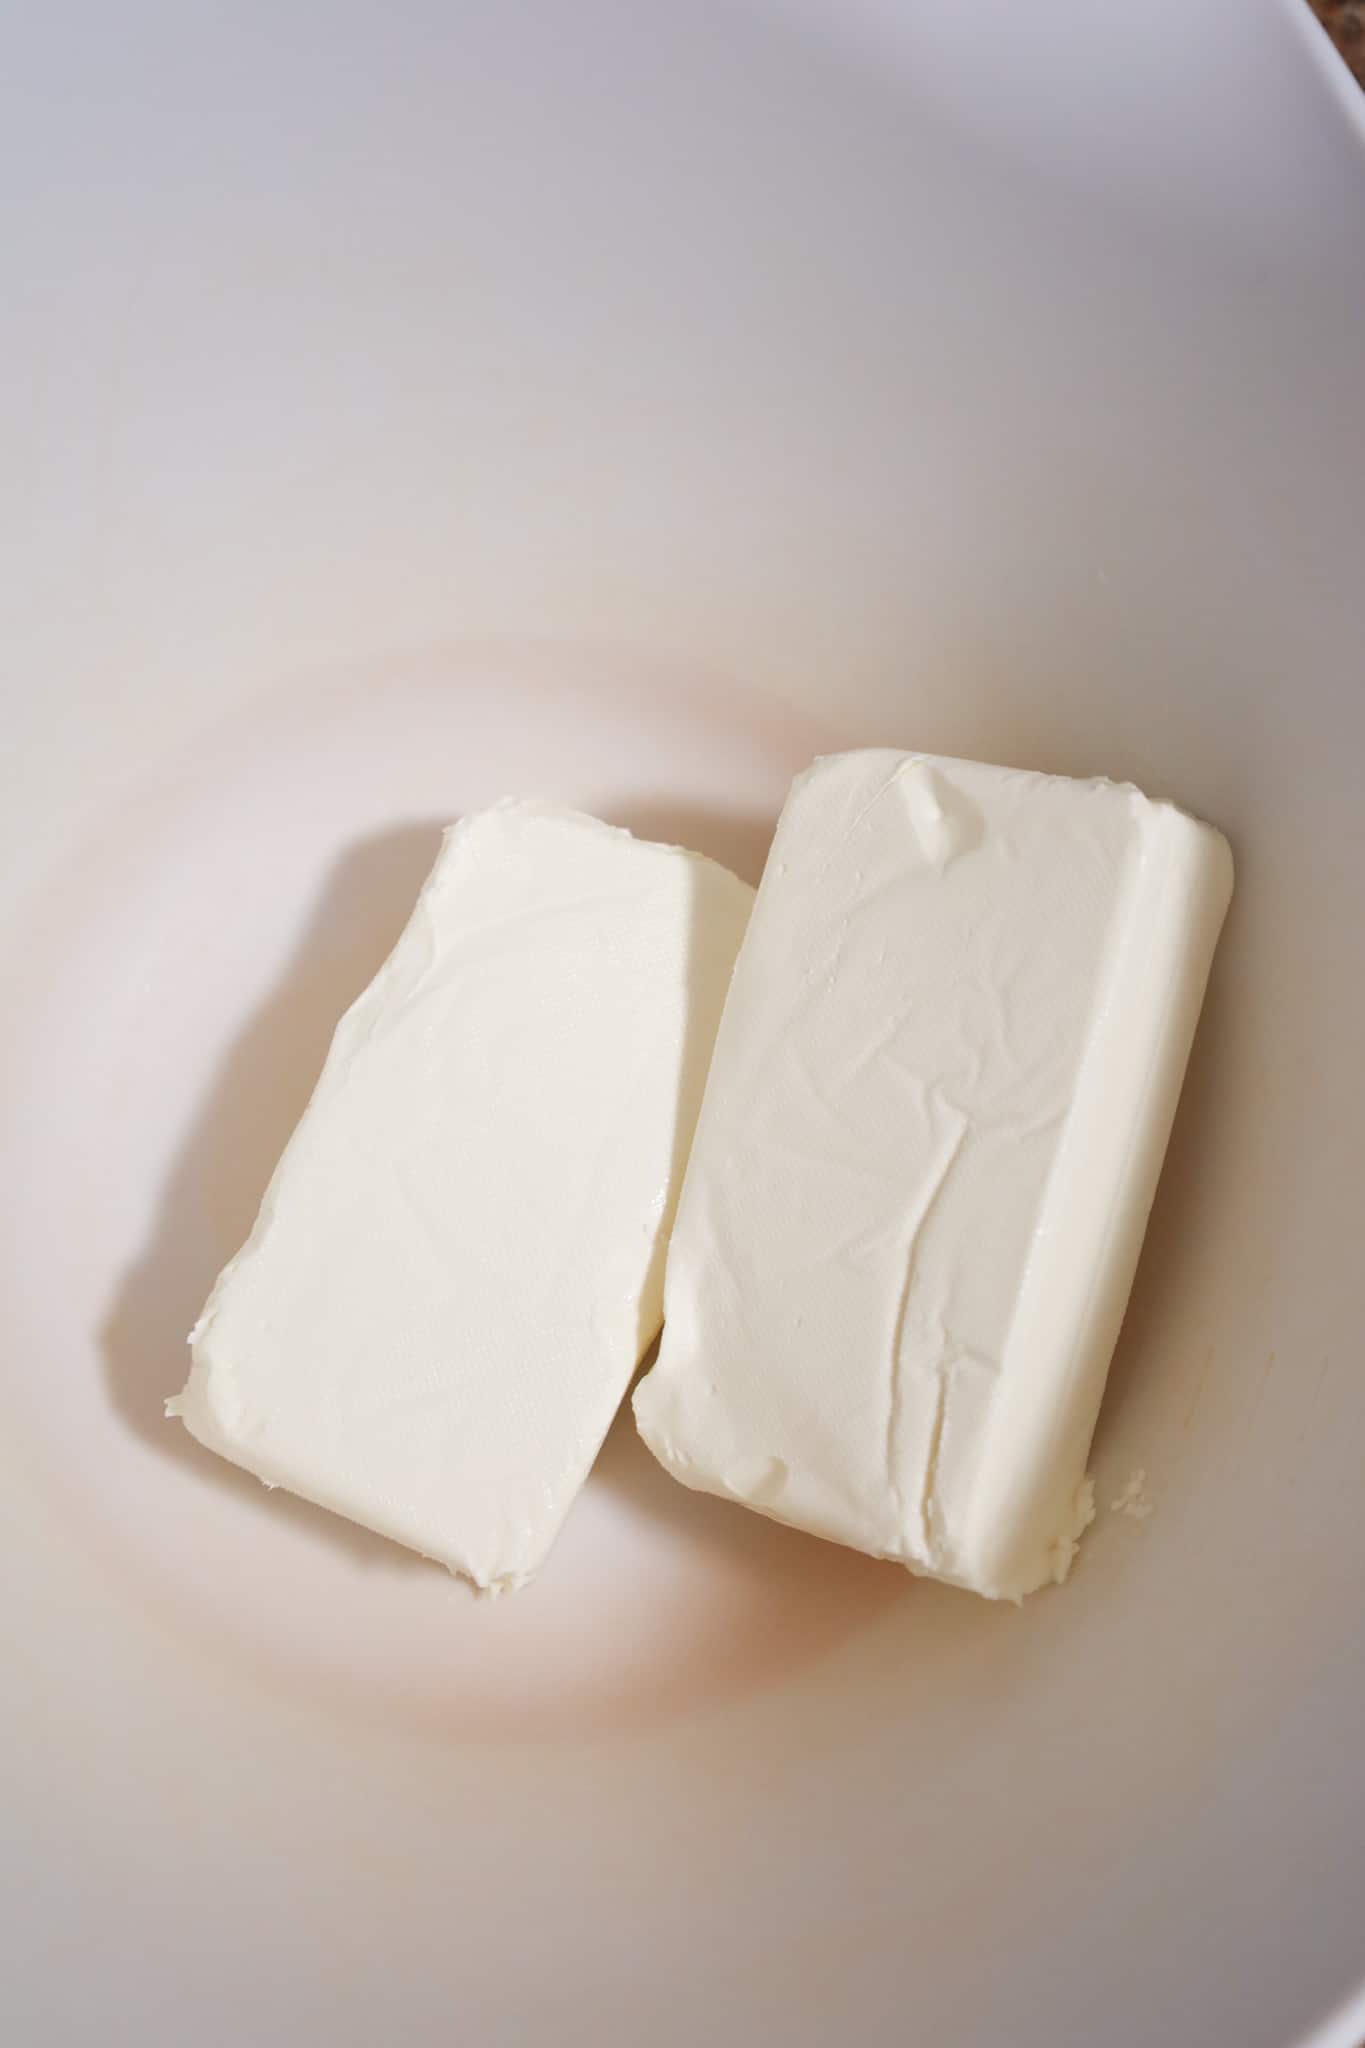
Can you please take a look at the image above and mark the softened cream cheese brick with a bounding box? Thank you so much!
[169,801,753,1590]
[634,751,1233,1600]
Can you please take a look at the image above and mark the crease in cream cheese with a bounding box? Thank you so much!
[633,750,1233,1600]
[168,799,754,1590]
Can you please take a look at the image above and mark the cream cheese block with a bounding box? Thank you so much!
[170,800,754,1590]
[634,751,1233,1599]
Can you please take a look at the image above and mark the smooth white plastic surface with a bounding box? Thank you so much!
[2,5,1363,2046]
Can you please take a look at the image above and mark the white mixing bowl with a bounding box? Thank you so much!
[3,4,1362,2044]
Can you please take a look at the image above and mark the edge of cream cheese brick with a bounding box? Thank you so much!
[167,800,754,1590]
[958,799,1234,1598]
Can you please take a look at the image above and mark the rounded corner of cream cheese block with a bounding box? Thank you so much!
[1141,803,1236,946]
[163,1354,216,1443]
[1194,816,1235,905]
[1110,782,1232,900]
[630,1365,665,1442]
[169,1314,254,1451]
[631,1372,693,1476]
[956,1475,1098,1602]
